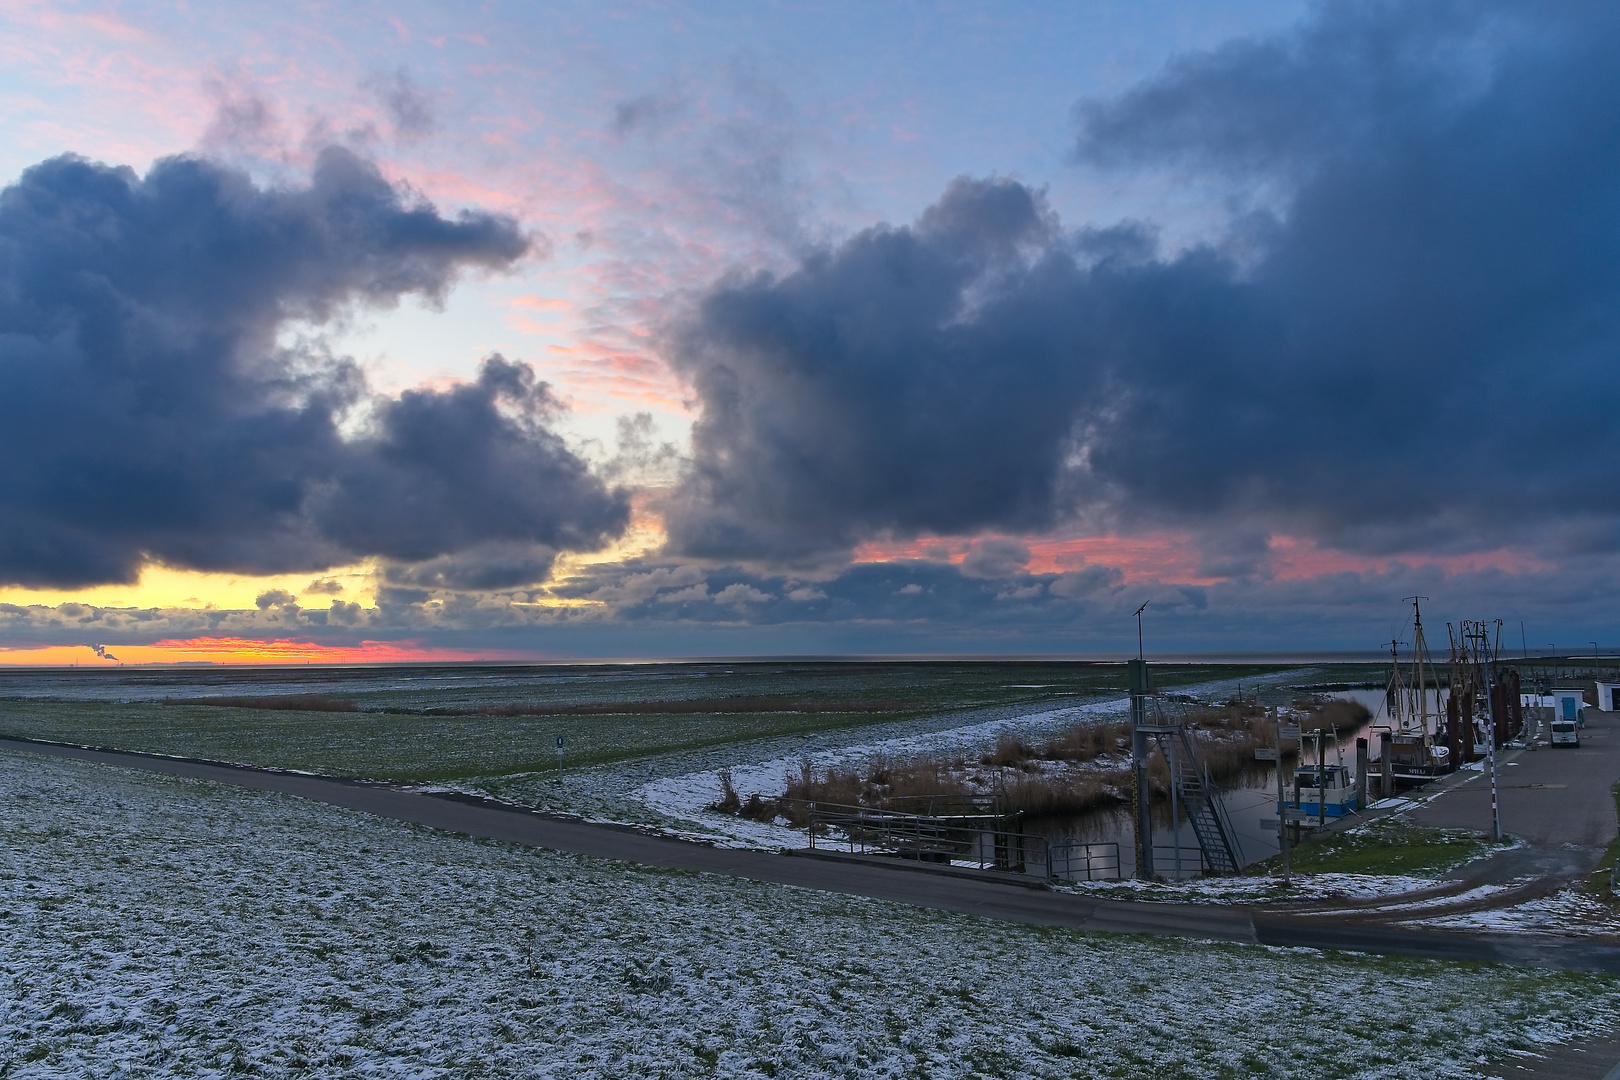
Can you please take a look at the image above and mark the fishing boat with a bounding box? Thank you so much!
[1371,598,1453,785]
[1287,762,1358,819]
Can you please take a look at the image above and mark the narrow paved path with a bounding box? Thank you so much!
[5,736,1620,974]
[1475,1025,1620,1079]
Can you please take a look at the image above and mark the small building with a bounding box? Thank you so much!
[1596,682,1620,712]
[1551,688,1588,727]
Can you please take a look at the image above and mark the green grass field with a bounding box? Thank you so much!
[1261,818,1495,878]
[0,660,1297,782]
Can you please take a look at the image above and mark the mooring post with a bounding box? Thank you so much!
[1446,692,1463,765]
[1460,691,1475,761]
[1129,657,1153,880]
[1355,737,1368,812]
[1461,689,1474,765]
[1379,730,1393,799]
[1488,692,1502,842]
[1316,733,1327,828]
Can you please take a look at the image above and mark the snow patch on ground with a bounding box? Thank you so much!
[3,746,1619,1079]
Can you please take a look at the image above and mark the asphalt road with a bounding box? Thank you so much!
[6,735,1620,973]
[1411,705,1620,853]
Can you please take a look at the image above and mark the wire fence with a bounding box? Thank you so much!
[1050,838,1122,882]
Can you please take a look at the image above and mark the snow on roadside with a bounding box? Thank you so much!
[1407,890,1620,938]
[4,746,1619,1080]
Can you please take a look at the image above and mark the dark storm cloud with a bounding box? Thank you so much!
[381,541,562,592]
[667,1,1620,565]
[665,176,1092,559]
[1071,1,1496,181]
[0,146,627,588]
[314,356,623,563]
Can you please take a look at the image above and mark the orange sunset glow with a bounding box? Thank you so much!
[0,637,540,667]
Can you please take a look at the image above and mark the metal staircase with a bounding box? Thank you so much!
[1150,725,1241,875]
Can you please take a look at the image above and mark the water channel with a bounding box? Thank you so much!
[1021,688,1421,879]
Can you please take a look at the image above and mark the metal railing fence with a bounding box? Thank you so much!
[793,799,1123,882]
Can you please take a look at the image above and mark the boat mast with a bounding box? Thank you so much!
[1407,596,1432,744]
[1384,638,1407,730]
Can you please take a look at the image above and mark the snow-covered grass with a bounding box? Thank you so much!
[1412,889,1620,937]
[4,748,1620,1079]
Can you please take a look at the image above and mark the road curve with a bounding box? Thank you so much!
[5,735,1619,973]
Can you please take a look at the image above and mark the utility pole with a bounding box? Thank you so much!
[1488,623,1502,842]
[1130,601,1154,880]
[1274,710,1290,886]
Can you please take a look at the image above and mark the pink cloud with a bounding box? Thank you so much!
[854,530,1553,587]
[1265,535,1550,580]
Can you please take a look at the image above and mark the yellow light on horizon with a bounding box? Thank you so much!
[0,562,379,612]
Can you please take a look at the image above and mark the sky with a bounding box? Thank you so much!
[1,0,1617,664]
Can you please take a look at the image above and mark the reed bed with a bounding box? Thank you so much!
[710,696,1371,827]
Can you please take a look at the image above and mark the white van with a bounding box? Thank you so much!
[1550,689,1584,748]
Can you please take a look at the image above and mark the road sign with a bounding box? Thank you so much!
[556,736,565,750]
[1253,747,1279,760]
[1280,807,1311,821]
[1279,725,1302,739]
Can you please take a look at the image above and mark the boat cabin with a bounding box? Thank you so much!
[1376,730,1451,778]
[1286,763,1358,819]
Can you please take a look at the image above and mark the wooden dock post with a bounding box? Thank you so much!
[1355,737,1368,811]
